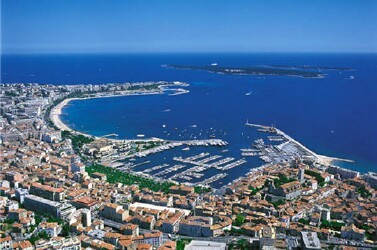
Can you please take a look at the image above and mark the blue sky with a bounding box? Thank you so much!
[2,0,377,54]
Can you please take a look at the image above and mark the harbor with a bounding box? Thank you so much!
[107,120,357,189]
[52,80,359,189]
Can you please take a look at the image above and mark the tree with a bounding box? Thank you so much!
[86,164,175,193]
[233,214,246,226]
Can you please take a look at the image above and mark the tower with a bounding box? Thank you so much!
[71,155,85,173]
[298,168,305,183]
[82,208,91,227]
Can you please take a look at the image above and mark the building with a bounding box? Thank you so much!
[4,199,19,213]
[259,226,276,249]
[58,237,82,250]
[100,203,129,222]
[179,216,213,237]
[30,182,65,201]
[91,172,107,181]
[82,208,92,227]
[5,171,24,185]
[16,240,34,250]
[71,196,99,211]
[301,231,321,250]
[168,185,194,195]
[71,156,86,173]
[8,209,34,224]
[136,243,152,250]
[0,236,13,250]
[34,237,81,250]
[15,188,29,204]
[298,169,305,183]
[83,139,114,158]
[141,215,156,230]
[121,223,139,236]
[143,231,163,247]
[363,172,377,189]
[161,212,183,233]
[270,181,302,200]
[327,165,359,180]
[41,130,61,143]
[320,208,331,221]
[185,241,226,250]
[341,224,365,242]
[0,180,10,188]
[24,194,76,219]
[37,222,62,237]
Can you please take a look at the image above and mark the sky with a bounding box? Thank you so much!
[1,0,377,54]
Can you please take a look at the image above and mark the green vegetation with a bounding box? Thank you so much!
[249,186,262,196]
[360,225,373,231]
[169,64,324,78]
[176,238,192,250]
[273,174,296,187]
[142,141,161,150]
[320,220,345,231]
[233,214,246,227]
[86,164,175,193]
[3,218,15,224]
[228,239,254,250]
[357,186,372,198]
[29,231,50,245]
[4,91,17,97]
[270,199,286,209]
[228,227,246,236]
[1,218,14,231]
[263,179,270,188]
[127,84,160,91]
[298,218,310,225]
[360,225,373,240]
[194,186,211,194]
[32,212,70,236]
[305,169,325,186]
[62,130,94,153]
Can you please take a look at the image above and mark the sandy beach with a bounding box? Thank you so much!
[50,98,75,132]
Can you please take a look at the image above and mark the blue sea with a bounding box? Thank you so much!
[2,53,377,186]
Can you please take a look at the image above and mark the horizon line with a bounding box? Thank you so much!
[2,50,377,56]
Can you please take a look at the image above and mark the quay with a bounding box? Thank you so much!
[245,121,354,164]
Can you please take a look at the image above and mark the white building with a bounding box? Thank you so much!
[82,208,92,227]
[185,241,226,250]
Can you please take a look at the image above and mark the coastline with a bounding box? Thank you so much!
[52,94,356,166]
[49,89,189,141]
[50,89,361,186]
[50,98,75,132]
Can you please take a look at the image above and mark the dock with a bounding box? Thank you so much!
[245,121,354,164]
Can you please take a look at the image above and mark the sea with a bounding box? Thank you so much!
[2,53,377,187]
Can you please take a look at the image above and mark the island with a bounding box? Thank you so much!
[164,64,328,78]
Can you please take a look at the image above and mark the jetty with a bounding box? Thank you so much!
[245,121,354,164]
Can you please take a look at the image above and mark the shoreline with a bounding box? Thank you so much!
[50,90,362,186]
[49,90,167,140]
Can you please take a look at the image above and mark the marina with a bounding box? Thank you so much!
[95,120,355,189]
[154,164,186,176]
[76,117,358,189]
[117,120,357,188]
